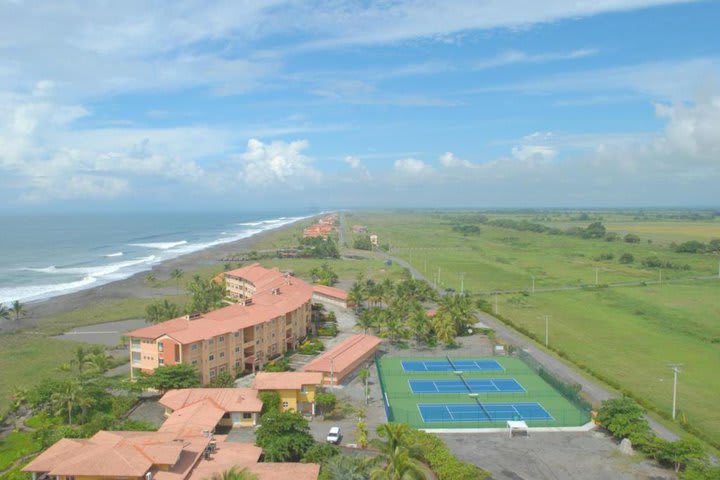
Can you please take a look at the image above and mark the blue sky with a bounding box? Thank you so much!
[0,0,718,211]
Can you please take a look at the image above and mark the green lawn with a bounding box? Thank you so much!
[377,356,589,429]
[0,431,39,471]
[352,211,720,446]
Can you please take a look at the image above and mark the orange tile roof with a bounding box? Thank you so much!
[252,372,324,391]
[128,264,312,344]
[158,399,226,437]
[160,388,263,413]
[23,430,203,477]
[303,334,381,375]
[312,284,348,300]
[187,442,319,480]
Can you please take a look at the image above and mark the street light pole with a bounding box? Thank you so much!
[669,364,682,420]
[538,315,551,347]
[459,272,465,294]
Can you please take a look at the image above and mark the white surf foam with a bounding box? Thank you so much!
[129,240,188,250]
[105,252,124,257]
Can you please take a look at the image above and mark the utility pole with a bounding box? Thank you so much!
[595,268,599,285]
[494,293,498,315]
[538,315,551,347]
[459,272,465,294]
[437,267,441,288]
[531,275,535,294]
[424,258,427,273]
[668,364,682,420]
[659,269,662,285]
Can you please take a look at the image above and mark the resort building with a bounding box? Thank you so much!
[252,371,324,415]
[303,334,382,385]
[302,214,337,238]
[127,264,313,383]
[312,284,349,308]
[24,390,319,480]
[159,388,263,428]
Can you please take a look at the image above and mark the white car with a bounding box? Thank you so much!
[326,426,341,444]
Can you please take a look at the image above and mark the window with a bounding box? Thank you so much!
[301,385,308,393]
[242,412,252,419]
[219,352,225,358]
[219,336,225,342]
[282,401,289,408]
[159,358,164,365]
[209,339,214,345]
[191,360,198,365]
[210,370,216,378]
[235,332,240,337]
[158,342,164,352]
[209,354,215,361]
[219,366,226,373]
[235,347,240,353]
[191,343,198,351]
[235,361,241,368]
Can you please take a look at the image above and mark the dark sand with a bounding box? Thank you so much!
[1,220,305,333]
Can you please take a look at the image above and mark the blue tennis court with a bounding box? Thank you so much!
[418,402,553,423]
[409,378,525,394]
[402,359,504,372]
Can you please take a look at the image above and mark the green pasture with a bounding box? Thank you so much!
[377,356,589,429]
[352,211,720,445]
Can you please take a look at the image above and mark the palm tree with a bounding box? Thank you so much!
[170,268,184,295]
[10,300,25,322]
[206,466,258,480]
[51,380,82,425]
[347,282,366,312]
[370,424,425,480]
[322,455,376,480]
[71,347,89,374]
[145,273,157,285]
[356,309,375,334]
[85,351,113,375]
[0,304,10,321]
[432,312,457,347]
[358,368,370,404]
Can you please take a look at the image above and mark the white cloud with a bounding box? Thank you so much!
[394,158,434,176]
[511,145,557,162]
[236,138,321,187]
[344,155,371,178]
[439,152,477,169]
[474,48,598,70]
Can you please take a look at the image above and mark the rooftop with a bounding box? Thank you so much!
[303,334,382,375]
[312,284,348,301]
[253,371,324,391]
[128,264,312,343]
[160,388,263,413]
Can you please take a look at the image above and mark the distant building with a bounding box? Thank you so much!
[352,224,368,234]
[159,388,263,428]
[127,263,313,383]
[303,214,338,238]
[370,234,378,246]
[303,334,382,385]
[312,284,349,308]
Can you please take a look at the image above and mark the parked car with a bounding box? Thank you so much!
[326,426,341,444]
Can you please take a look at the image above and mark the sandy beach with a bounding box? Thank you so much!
[1,219,306,333]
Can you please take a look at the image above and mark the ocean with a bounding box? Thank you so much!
[0,211,315,305]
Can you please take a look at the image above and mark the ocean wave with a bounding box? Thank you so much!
[105,252,124,257]
[22,256,157,277]
[0,277,99,305]
[129,240,188,250]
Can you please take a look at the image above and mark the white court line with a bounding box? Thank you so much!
[445,405,456,420]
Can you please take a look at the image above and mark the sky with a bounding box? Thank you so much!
[0,0,719,212]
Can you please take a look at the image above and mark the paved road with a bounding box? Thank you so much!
[387,253,679,441]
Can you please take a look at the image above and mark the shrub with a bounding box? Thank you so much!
[624,233,641,243]
[619,253,634,264]
[208,371,235,387]
[298,338,324,355]
[302,442,339,464]
[403,428,490,480]
[259,391,281,416]
[264,358,291,372]
[318,324,338,337]
[674,241,707,254]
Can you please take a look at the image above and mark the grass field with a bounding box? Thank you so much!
[377,356,589,429]
[351,211,720,446]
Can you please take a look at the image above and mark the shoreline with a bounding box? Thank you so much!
[1,217,312,333]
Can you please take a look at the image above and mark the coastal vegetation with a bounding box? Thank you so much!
[349,210,720,448]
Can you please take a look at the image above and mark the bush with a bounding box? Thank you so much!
[624,233,641,243]
[298,338,324,355]
[594,252,614,261]
[674,241,707,254]
[619,253,634,264]
[318,324,338,337]
[403,428,490,480]
[302,442,339,464]
[315,391,337,416]
[208,371,235,387]
[264,358,291,372]
[352,235,373,250]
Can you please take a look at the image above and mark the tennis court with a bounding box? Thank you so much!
[402,359,504,372]
[377,355,591,429]
[418,402,553,423]
[409,378,525,394]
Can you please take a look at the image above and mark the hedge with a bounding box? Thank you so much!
[404,429,490,480]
